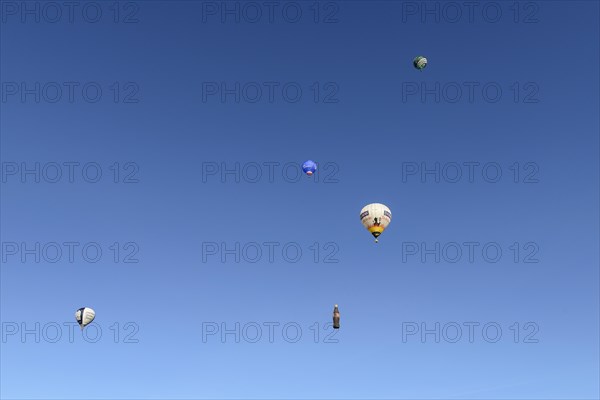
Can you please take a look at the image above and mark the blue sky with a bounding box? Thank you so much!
[1,1,599,399]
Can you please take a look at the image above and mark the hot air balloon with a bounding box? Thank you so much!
[413,56,427,71]
[302,160,317,176]
[75,307,95,330]
[360,203,392,243]
[333,304,340,329]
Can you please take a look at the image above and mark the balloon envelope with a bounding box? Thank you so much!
[413,56,427,70]
[75,307,95,329]
[360,203,392,242]
[302,160,317,176]
[333,304,340,329]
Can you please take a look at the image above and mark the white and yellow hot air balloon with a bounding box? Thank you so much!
[360,203,392,243]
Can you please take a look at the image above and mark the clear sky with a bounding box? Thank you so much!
[1,1,599,399]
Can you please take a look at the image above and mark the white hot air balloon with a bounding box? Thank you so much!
[360,203,392,243]
[75,307,95,330]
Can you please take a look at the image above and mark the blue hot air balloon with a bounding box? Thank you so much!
[302,160,317,176]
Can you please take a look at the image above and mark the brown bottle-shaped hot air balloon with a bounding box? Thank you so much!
[333,304,340,329]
